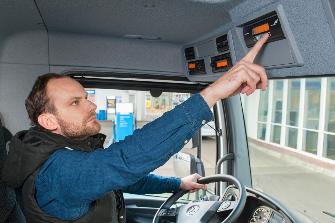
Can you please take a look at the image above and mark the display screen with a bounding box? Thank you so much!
[188,63,196,69]
[252,23,270,35]
[216,60,228,68]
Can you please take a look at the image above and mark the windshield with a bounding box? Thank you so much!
[85,88,217,199]
[242,77,335,223]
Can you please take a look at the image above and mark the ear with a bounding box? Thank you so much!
[37,113,59,131]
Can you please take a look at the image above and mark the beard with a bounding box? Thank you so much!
[56,115,101,140]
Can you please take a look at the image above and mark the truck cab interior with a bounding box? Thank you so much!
[1,0,335,222]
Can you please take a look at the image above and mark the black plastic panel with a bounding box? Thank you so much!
[243,11,285,48]
[211,53,232,73]
[216,34,229,53]
[184,47,195,60]
[188,59,206,75]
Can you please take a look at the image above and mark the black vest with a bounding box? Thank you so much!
[1,127,125,223]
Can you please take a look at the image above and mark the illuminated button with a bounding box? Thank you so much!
[252,23,270,35]
[188,63,196,69]
[216,60,228,68]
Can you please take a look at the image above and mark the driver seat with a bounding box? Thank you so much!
[0,118,26,222]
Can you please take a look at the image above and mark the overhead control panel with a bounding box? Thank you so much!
[183,32,234,82]
[243,11,285,48]
[236,6,303,70]
[183,6,304,82]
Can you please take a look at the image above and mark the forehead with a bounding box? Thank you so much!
[47,77,86,102]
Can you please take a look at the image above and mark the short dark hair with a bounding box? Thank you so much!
[25,73,69,126]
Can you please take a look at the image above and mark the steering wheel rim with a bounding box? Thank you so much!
[152,174,247,223]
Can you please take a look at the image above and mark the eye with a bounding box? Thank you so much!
[71,100,79,106]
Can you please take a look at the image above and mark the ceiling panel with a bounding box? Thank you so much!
[35,0,244,43]
[0,0,44,37]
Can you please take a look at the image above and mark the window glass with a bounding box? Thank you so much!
[87,88,217,198]
[258,90,268,122]
[243,77,335,223]
[304,130,318,154]
[325,134,335,160]
[326,78,335,133]
[272,80,283,124]
[270,124,281,144]
[304,79,321,130]
[287,80,300,126]
[286,127,298,149]
[257,123,266,140]
[200,129,216,193]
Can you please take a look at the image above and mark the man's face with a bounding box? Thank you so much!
[46,77,101,139]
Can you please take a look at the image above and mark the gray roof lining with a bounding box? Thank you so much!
[1,0,335,79]
[35,0,239,43]
[0,0,43,38]
[8,0,245,44]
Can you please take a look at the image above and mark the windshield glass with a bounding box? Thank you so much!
[85,88,217,199]
[242,77,335,223]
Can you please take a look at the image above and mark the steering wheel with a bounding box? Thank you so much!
[152,174,247,223]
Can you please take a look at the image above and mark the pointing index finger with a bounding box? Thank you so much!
[243,33,270,62]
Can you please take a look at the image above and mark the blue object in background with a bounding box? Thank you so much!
[114,112,134,142]
[97,110,107,120]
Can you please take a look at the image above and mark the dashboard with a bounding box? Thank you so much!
[154,185,302,223]
[222,186,292,223]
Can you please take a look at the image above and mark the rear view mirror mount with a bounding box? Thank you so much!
[149,89,162,97]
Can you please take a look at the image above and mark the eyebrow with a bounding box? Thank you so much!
[70,93,88,101]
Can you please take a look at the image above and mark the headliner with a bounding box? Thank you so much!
[1,0,245,44]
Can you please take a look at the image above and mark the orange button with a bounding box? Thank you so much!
[217,60,228,68]
[188,63,196,69]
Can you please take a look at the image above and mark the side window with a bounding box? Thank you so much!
[86,88,217,196]
[242,77,335,223]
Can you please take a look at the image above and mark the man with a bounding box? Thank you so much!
[1,34,269,222]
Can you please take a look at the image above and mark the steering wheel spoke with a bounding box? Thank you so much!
[157,208,178,217]
[217,200,237,213]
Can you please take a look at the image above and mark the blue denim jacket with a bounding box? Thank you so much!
[35,93,213,220]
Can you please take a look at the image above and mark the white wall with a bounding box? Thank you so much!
[242,92,260,139]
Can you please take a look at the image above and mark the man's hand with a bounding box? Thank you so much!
[200,33,270,107]
[180,173,207,192]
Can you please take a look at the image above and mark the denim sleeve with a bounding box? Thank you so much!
[122,173,181,194]
[36,93,213,204]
